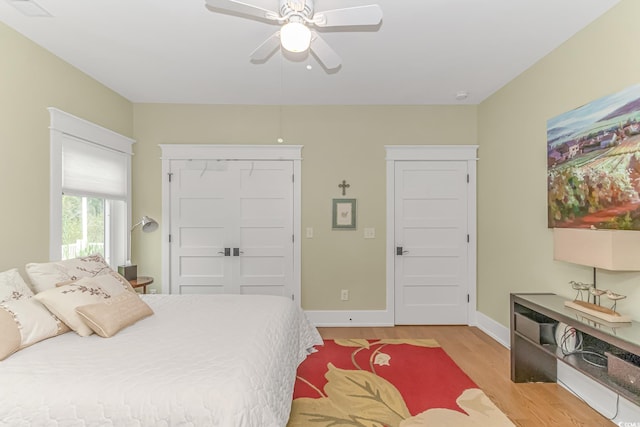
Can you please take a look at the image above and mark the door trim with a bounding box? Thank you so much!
[385,145,478,325]
[159,144,303,303]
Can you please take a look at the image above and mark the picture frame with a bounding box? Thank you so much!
[332,198,356,230]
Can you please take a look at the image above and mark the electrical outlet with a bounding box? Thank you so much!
[364,227,375,239]
[306,227,313,238]
[341,289,349,301]
[149,288,157,294]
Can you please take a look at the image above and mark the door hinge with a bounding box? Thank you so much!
[292,174,295,183]
[292,234,295,243]
[169,234,172,243]
[291,294,295,301]
[467,234,469,243]
[467,294,470,303]
[168,172,173,182]
[466,174,469,183]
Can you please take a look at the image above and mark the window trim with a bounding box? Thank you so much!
[48,108,135,264]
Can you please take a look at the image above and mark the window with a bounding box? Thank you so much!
[49,108,134,266]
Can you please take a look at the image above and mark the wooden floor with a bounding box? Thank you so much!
[318,325,616,427]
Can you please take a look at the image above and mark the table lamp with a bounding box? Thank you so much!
[553,227,640,323]
[118,215,158,280]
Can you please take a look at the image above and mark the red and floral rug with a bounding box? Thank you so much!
[288,339,514,426]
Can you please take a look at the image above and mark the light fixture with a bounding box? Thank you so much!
[280,20,311,53]
[119,216,159,280]
[455,91,469,101]
[553,227,640,322]
[8,0,52,17]
[132,215,159,234]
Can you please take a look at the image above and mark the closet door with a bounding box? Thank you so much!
[169,159,294,297]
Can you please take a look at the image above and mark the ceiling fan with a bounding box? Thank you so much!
[204,0,383,70]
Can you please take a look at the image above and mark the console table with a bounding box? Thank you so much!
[511,293,640,405]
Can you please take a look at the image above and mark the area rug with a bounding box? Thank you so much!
[287,339,514,427]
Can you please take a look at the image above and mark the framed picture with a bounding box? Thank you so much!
[332,199,356,230]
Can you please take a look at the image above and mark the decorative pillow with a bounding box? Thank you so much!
[34,282,113,337]
[56,272,136,295]
[0,298,69,360]
[0,268,34,303]
[76,291,154,338]
[25,254,112,293]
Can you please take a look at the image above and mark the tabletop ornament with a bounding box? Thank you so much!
[565,281,630,323]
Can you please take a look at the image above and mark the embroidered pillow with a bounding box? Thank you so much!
[57,272,136,295]
[0,268,34,303]
[76,291,154,338]
[0,298,69,360]
[34,282,113,337]
[25,254,112,293]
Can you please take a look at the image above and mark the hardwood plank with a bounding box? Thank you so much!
[317,325,616,426]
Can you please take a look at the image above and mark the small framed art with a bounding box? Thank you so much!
[332,198,356,230]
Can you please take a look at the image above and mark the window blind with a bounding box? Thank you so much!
[62,135,128,200]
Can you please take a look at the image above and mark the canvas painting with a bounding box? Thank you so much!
[547,84,640,229]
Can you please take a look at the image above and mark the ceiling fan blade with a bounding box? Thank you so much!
[205,0,280,22]
[250,31,281,62]
[310,31,341,70]
[313,5,383,27]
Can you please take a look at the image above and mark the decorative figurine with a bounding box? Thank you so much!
[605,290,627,312]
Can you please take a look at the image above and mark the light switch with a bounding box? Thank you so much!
[364,227,375,239]
[306,227,314,238]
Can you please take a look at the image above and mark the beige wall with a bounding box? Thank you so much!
[477,0,640,326]
[6,0,638,323]
[132,104,477,309]
[0,22,132,273]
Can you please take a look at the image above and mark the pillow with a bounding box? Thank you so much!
[0,298,69,360]
[0,268,34,303]
[34,282,113,337]
[25,254,112,293]
[76,291,154,338]
[57,272,136,295]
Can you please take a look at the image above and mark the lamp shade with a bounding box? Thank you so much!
[280,22,311,53]
[132,216,158,233]
[553,228,640,271]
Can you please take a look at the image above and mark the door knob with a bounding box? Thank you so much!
[396,246,409,255]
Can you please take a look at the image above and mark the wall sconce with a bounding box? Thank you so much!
[118,216,159,280]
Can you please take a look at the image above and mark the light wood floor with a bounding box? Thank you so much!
[318,325,616,427]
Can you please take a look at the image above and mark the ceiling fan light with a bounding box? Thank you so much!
[280,22,311,53]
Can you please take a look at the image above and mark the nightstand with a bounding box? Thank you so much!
[129,276,153,294]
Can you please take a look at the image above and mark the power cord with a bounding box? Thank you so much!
[555,323,619,420]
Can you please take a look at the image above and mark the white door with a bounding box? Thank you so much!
[169,159,294,297]
[394,161,469,324]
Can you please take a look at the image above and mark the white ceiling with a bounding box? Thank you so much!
[0,0,621,105]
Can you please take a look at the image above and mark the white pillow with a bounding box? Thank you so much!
[34,282,113,337]
[0,268,34,303]
[59,272,136,296]
[25,254,112,293]
[0,299,69,361]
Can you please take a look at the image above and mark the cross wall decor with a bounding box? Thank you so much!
[338,180,350,196]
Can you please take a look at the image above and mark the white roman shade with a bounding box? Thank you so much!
[62,135,129,200]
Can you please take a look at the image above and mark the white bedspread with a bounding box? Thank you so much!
[0,294,322,427]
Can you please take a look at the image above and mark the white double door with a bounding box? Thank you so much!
[394,160,470,324]
[169,159,294,297]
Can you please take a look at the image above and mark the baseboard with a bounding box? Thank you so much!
[475,311,511,348]
[558,362,640,423]
[304,310,394,327]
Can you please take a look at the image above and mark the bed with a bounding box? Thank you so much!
[0,279,322,426]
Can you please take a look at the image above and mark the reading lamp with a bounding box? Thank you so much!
[553,227,640,322]
[118,216,159,280]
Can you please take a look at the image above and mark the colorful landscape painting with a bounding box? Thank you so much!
[548,84,640,229]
